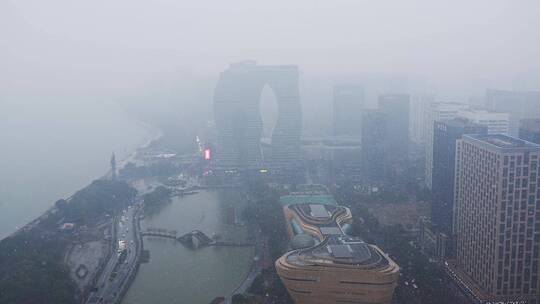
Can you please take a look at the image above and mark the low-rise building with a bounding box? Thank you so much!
[276,185,399,304]
[418,217,448,261]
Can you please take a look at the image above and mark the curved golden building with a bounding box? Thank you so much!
[276,189,399,304]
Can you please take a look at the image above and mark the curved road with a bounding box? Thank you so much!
[86,202,141,304]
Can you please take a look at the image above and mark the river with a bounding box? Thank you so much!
[122,190,254,304]
[0,99,157,239]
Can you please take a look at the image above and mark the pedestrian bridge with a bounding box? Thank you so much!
[141,229,253,249]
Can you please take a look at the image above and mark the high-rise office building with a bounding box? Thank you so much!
[333,85,364,137]
[361,110,387,183]
[213,61,302,169]
[457,108,510,135]
[431,119,487,236]
[486,89,540,136]
[424,102,469,189]
[378,94,410,166]
[520,119,540,145]
[451,134,540,303]
[409,95,434,145]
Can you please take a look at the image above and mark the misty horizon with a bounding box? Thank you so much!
[2,0,540,102]
[2,2,540,304]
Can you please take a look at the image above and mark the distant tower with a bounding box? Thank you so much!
[213,61,302,170]
[378,94,410,180]
[110,152,117,180]
[332,85,364,137]
[361,109,387,183]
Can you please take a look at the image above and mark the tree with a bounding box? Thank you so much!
[142,186,171,206]
[55,199,68,210]
[62,179,137,223]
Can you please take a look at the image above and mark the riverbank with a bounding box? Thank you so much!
[226,220,263,303]
[0,109,162,304]
[0,179,137,304]
[0,101,162,240]
[4,121,162,241]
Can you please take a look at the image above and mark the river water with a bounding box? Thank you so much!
[0,100,157,239]
[123,190,254,304]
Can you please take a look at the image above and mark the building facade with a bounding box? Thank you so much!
[424,102,469,189]
[333,85,364,138]
[486,89,540,136]
[520,119,540,145]
[452,134,540,303]
[409,95,434,145]
[378,95,410,166]
[276,185,399,304]
[431,119,487,242]
[457,108,510,135]
[361,110,387,183]
[213,61,302,170]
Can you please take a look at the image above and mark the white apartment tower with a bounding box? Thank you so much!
[457,109,510,135]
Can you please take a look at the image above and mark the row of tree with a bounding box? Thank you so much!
[237,180,293,304]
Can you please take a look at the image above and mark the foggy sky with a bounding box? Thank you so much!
[2,0,540,98]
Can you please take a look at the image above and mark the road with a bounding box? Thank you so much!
[86,204,141,304]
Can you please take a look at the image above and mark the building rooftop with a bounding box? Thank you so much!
[432,101,468,107]
[438,118,483,129]
[459,108,506,115]
[310,204,330,218]
[300,136,362,146]
[464,134,540,150]
[290,235,389,268]
[277,191,400,302]
[280,184,337,207]
[281,199,391,267]
[328,244,354,258]
[319,227,342,235]
[280,195,337,207]
[280,184,397,269]
[379,94,409,100]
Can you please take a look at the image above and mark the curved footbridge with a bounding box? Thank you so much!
[141,229,253,249]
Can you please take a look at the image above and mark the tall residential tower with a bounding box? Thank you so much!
[450,134,540,303]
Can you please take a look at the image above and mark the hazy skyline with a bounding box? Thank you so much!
[2,0,540,99]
